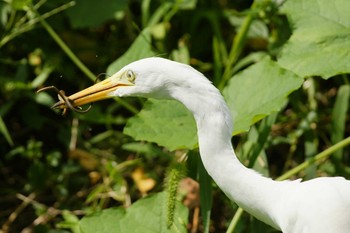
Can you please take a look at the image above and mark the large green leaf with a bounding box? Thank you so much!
[224,58,303,135]
[124,99,197,151]
[79,192,188,233]
[80,208,125,233]
[66,0,127,28]
[277,0,350,79]
[120,192,188,233]
[124,58,303,151]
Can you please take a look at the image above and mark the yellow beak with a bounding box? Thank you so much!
[52,70,134,110]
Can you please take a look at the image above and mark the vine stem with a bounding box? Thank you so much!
[218,5,257,90]
[29,4,96,82]
[226,136,350,233]
[0,1,75,48]
[276,136,350,181]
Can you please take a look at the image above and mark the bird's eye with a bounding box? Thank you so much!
[126,70,135,83]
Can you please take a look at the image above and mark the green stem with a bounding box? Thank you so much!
[114,98,139,115]
[141,0,151,28]
[0,116,14,146]
[226,208,243,233]
[218,8,256,90]
[226,136,350,233]
[0,1,75,49]
[277,136,350,181]
[30,6,96,82]
[29,1,75,27]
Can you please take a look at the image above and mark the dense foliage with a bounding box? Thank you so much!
[1,0,349,232]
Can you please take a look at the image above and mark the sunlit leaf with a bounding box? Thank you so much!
[31,65,54,88]
[11,0,32,10]
[79,192,188,233]
[80,208,125,233]
[57,210,80,233]
[277,0,350,78]
[224,57,304,135]
[124,99,197,151]
[177,0,197,10]
[120,192,188,233]
[124,58,303,150]
[35,92,55,107]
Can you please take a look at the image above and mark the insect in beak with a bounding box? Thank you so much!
[36,86,92,115]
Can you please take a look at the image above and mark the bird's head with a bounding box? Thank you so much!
[52,57,217,111]
[51,57,233,139]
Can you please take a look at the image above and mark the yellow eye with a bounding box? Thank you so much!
[126,70,135,83]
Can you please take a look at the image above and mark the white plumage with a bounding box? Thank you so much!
[58,57,350,233]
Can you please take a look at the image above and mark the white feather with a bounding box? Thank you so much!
[114,57,350,233]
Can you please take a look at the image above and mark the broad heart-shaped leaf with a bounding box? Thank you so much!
[124,58,303,151]
[223,58,304,134]
[80,208,125,233]
[66,0,127,28]
[119,192,188,233]
[124,99,197,151]
[79,192,188,233]
[277,0,350,79]
[107,29,156,75]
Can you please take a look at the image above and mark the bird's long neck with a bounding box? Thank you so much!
[174,84,281,229]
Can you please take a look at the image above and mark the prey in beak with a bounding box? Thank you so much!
[37,70,135,115]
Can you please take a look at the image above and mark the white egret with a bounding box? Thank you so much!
[53,57,350,233]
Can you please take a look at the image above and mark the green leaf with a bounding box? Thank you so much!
[277,0,350,78]
[245,112,278,176]
[198,156,212,233]
[122,192,188,233]
[331,85,350,159]
[107,29,156,75]
[66,0,127,28]
[0,116,14,146]
[177,0,197,10]
[11,0,32,10]
[79,192,188,233]
[223,58,304,135]
[124,58,303,151]
[80,208,125,233]
[124,99,197,151]
[35,92,55,108]
[57,210,81,233]
[30,65,53,88]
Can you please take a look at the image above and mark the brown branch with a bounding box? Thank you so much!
[1,193,36,233]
